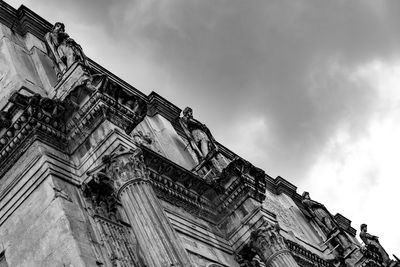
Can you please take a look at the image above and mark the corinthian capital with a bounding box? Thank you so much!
[249,222,289,264]
[101,147,148,195]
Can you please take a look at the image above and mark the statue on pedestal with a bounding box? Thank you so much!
[360,224,392,266]
[180,107,215,160]
[45,22,88,78]
[180,107,223,174]
[302,192,336,234]
[302,192,353,258]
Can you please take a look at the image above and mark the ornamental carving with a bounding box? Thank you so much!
[249,222,288,263]
[263,190,306,240]
[98,78,147,134]
[217,157,266,200]
[219,157,264,184]
[93,217,144,267]
[235,244,260,267]
[82,171,118,220]
[0,111,11,130]
[102,147,148,193]
[9,92,69,123]
[85,147,149,202]
[131,130,162,154]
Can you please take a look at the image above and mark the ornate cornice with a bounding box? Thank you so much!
[149,170,217,220]
[216,158,266,215]
[285,239,333,267]
[334,213,357,237]
[0,3,52,40]
[0,70,147,178]
[141,145,218,218]
[0,92,67,176]
[147,92,181,121]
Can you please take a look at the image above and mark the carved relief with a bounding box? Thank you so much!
[131,130,162,154]
[0,111,12,130]
[9,92,68,123]
[235,244,260,267]
[93,216,143,267]
[263,191,307,240]
[82,171,118,220]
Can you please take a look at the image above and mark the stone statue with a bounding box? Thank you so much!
[45,22,88,78]
[302,192,337,234]
[360,224,391,265]
[302,192,355,258]
[180,107,216,160]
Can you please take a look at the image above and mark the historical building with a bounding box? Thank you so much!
[0,2,397,267]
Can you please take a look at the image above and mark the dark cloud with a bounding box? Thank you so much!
[8,0,400,254]
[9,0,400,179]
[95,0,400,180]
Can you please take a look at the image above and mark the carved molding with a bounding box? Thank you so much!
[82,171,118,220]
[0,70,147,176]
[216,158,267,219]
[249,223,288,263]
[285,239,333,267]
[102,147,149,197]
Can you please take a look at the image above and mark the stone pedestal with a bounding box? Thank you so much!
[105,148,193,267]
[250,223,299,267]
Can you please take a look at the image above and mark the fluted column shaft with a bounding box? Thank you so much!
[250,223,299,267]
[268,250,299,267]
[105,149,192,267]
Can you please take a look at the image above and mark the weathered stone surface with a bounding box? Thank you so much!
[0,3,396,267]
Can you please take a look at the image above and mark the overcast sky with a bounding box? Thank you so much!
[8,0,400,256]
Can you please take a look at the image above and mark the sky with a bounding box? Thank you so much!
[7,0,400,257]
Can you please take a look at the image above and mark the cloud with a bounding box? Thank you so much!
[6,0,400,255]
[300,59,400,256]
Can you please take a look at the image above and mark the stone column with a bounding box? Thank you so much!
[249,222,299,267]
[104,148,193,267]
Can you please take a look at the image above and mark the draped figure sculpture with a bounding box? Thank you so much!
[45,22,88,78]
[302,192,336,234]
[360,224,392,266]
[180,107,217,161]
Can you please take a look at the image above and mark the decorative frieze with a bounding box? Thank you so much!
[285,239,333,267]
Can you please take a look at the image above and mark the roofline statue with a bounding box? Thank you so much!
[180,107,222,174]
[302,192,354,257]
[45,22,89,79]
[360,223,396,266]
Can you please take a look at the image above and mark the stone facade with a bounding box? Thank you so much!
[0,2,397,267]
